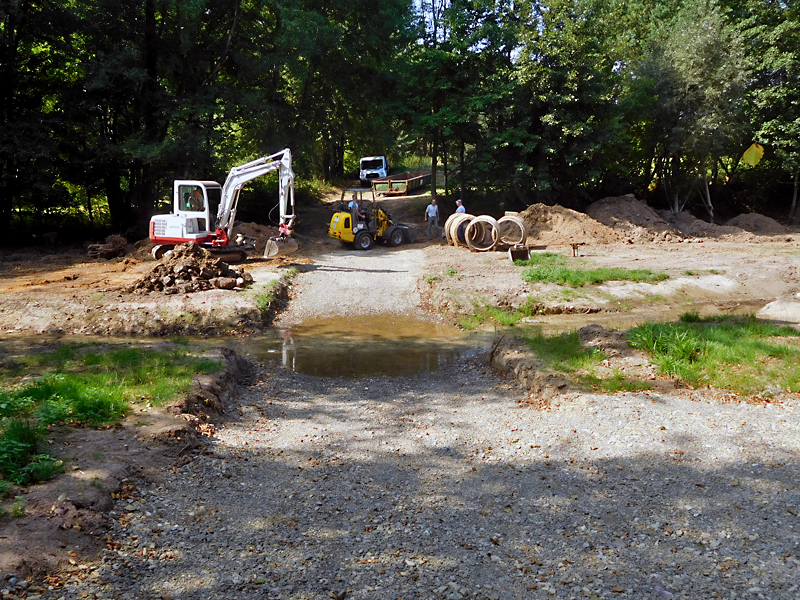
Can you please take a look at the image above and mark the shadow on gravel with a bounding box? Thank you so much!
[71,375,800,600]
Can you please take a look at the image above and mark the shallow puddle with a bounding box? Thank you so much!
[238,315,490,378]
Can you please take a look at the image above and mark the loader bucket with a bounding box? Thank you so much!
[265,236,298,258]
[508,245,530,263]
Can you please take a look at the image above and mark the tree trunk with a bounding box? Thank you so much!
[104,165,128,232]
[430,130,438,200]
[86,187,94,226]
[442,136,448,197]
[699,172,714,223]
[139,0,160,224]
[790,171,800,223]
[459,138,466,203]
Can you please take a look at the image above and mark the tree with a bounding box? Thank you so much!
[624,0,750,219]
[738,0,800,219]
[0,0,80,234]
[498,0,624,206]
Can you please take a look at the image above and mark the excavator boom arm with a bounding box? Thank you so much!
[215,148,295,240]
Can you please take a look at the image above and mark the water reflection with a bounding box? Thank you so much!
[240,315,490,378]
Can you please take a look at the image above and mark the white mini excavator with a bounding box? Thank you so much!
[149,148,298,262]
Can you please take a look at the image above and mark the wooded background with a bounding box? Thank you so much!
[1,0,798,242]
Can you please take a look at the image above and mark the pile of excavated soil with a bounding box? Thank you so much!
[519,203,621,245]
[586,194,682,242]
[658,210,752,241]
[126,242,253,294]
[726,213,789,235]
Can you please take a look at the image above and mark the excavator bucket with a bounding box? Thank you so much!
[265,236,298,258]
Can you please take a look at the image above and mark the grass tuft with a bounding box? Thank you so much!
[255,268,298,320]
[457,297,544,330]
[523,331,606,372]
[522,265,668,287]
[628,315,800,394]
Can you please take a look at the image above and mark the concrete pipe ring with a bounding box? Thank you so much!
[444,213,465,246]
[465,215,499,252]
[497,215,528,246]
[448,214,473,247]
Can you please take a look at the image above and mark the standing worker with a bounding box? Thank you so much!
[455,199,466,213]
[425,198,440,239]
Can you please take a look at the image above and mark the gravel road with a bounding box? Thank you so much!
[274,244,430,325]
[32,245,800,600]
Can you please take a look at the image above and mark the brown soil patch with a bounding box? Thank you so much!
[586,194,682,243]
[519,203,620,245]
[725,213,789,235]
[232,221,281,256]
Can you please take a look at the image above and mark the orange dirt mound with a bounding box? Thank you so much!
[519,203,621,245]
[586,194,681,242]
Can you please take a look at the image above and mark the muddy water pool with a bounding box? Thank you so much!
[236,315,492,378]
[1,300,769,379]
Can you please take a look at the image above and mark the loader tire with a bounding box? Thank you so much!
[354,231,373,250]
[386,227,405,247]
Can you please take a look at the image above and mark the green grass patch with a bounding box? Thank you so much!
[457,297,544,330]
[0,342,222,486]
[255,268,297,320]
[580,370,654,394]
[628,314,800,395]
[521,265,668,287]
[523,331,606,373]
[514,252,571,267]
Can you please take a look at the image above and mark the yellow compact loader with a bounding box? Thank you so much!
[328,188,417,250]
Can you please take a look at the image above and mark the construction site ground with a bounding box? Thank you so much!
[2,191,800,597]
[2,193,799,337]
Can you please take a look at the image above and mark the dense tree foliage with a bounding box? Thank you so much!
[1,0,798,240]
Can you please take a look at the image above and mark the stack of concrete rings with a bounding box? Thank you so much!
[465,215,500,251]
[444,212,529,252]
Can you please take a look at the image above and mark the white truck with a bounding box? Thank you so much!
[359,155,388,187]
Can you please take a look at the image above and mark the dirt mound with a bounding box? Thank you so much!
[586,194,681,242]
[658,210,752,241]
[126,242,253,294]
[232,221,280,255]
[519,203,621,245]
[725,213,788,235]
[87,234,129,259]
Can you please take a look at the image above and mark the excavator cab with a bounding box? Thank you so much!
[150,148,298,262]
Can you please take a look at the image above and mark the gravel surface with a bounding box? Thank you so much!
[274,244,429,325]
[35,359,800,600]
[24,243,800,600]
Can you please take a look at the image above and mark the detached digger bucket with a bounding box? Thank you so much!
[265,236,298,258]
